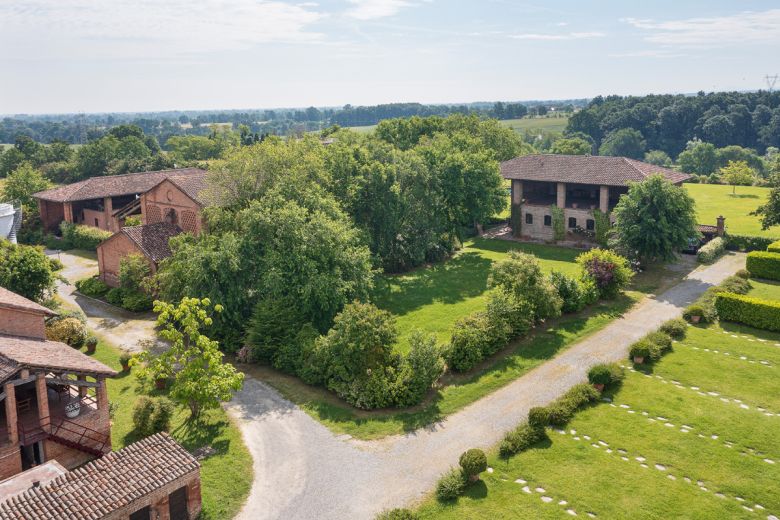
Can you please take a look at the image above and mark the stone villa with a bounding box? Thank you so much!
[501,154,691,241]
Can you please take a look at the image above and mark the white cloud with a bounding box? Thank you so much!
[0,0,326,59]
[509,31,605,41]
[623,9,780,47]
[345,0,416,20]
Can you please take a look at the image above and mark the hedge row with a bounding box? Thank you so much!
[746,251,780,281]
[725,234,779,252]
[58,222,113,250]
[768,240,780,253]
[683,274,751,323]
[715,293,780,332]
[696,237,725,264]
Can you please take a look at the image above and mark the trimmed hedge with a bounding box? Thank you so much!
[659,318,687,340]
[715,293,780,332]
[768,240,780,253]
[499,422,546,457]
[587,362,625,386]
[696,237,725,264]
[59,222,113,250]
[725,234,779,252]
[746,251,780,281]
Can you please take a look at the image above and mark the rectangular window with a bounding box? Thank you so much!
[544,215,552,226]
[525,213,533,225]
[568,217,577,229]
[586,219,595,231]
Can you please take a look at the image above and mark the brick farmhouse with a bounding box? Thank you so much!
[0,287,201,519]
[501,154,691,241]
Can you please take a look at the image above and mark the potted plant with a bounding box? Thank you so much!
[587,364,612,392]
[155,378,167,391]
[683,304,705,324]
[85,335,98,355]
[119,352,133,372]
[630,341,651,365]
[64,399,81,418]
[459,448,487,483]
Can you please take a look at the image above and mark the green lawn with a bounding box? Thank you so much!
[88,338,252,519]
[417,323,780,519]
[499,116,569,134]
[747,278,780,301]
[685,183,780,238]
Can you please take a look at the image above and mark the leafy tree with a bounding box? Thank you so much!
[677,139,718,175]
[643,150,672,167]
[610,175,699,264]
[1,163,51,213]
[135,298,244,418]
[488,251,562,321]
[598,128,646,159]
[715,145,764,175]
[118,253,151,291]
[752,174,780,230]
[719,160,756,194]
[0,147,26,177]
[550,137,591,155]
[0,240,57,302]
[166,135,223,162]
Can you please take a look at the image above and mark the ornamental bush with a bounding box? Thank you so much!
[45,317,88,348]
[394,331,445,407]
[659,318,687,340]
[59,222,112,250]
[459,449,487,480]
[644,331,673,360]
[436,467,466,501]
[696,237,726,264]
[587,362,624,387]
[375,509,420,520]
[544,383,600,426]
[715,293,780,332]
[768,240,780,253]
[0,240,57,302]
[485,288,534,338]
[629,340,652,361]
[549,270,586,313]
[488,251,562,321]
[445,311,505,372]
[120,290,154,312]
[682,304,706,323]
[75,276,110,298]
[724,234,777,252]
[118,253,151,292]
[528,407,550,428]
[575,248,634,299]
[746,251,780,281]
[499,422,546,457]
[132,396,175,437]
[105,287,128,305]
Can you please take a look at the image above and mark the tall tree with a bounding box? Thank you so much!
[598,128,646,159]
[719,160,756,194]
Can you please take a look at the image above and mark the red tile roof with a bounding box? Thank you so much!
[0,335,116,378]
[0,433,199,520]
[164,172,208,205]
[0,286,56,316]
[501,154,690,187]
[120,222,182,263]
[33,168,206,203]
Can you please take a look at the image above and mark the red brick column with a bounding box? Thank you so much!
[154,494,171,520]
[188,478,202,518]
[35,373,50,432]
[4,382,17,445]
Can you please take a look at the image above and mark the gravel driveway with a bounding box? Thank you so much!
[227,253,746,520]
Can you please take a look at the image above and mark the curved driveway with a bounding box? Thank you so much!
[228,253,746,520]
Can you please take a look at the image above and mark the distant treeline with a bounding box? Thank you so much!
[0,100,584,145]
[567,91,780,158]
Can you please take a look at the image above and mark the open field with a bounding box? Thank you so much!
[747,278,780,301]
[499,116,569,133]
[89,338,252,519]
[417,322,780,519]
[685,183,780,238]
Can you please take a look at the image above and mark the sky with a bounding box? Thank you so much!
[1,0,779,114]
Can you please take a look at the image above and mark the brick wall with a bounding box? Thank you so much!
[97,232,150,287]
[102,471,202,520]
[0,308,47,339]
[37,200,64,232]
[0,444,22,482]
[141,180,202,234]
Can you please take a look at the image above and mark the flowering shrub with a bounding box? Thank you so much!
[575,248,634,299]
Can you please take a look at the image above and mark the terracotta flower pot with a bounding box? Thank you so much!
[155,378,167,390]
[691,315,701,324]
[633,356,645,364]
[469,474,480,483]
[593,383,605,392]
[121,362,130,372]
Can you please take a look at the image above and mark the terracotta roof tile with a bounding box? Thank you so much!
[120,222,181,263]
[0,433,199,520]
[501,154,691,187]
[0,335,116,377]
[165,172,207,205]
[0,286,56,316]
[33,168,206,203]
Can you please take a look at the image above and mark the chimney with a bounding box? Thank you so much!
[716,216,725,237]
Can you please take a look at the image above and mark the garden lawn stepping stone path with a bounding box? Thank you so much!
[687,344,773,367]
[514,477,596,517]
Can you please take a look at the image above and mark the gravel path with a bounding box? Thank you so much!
[48,250,162,352]
[228,252,746,520]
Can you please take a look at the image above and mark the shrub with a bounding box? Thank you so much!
[683,304,705,322]
[588,362,624,387]
[132,396,175,437]
[718,275,752,294]
[84,334,98,352]
[118,253,151,292]
[119,352,133,369]
[629,340,652,361]
[549,270,586,313]
[696,237,726,264]
[150,397,175,434]
[499,422,546,457]
[528,407,550,428]
[445,313,491,372]
[746,251,780,281]
[246,296,306,368]
[105,287,128,305]
[768,240,780,253]
[659,318,687,340]
[375,509,419,520]
[485,289,534,337]
[645,331,673,351]
[735,269,751,279]
[459,449,487,480]
[59,221,112,250]
[0,241,57,302]
[45,317,87,348]
[488,251,562,321]
[75,276,110,298]
[394,331,445,407]
[576,248,634,299]
[121,290,154,312]
[724,234,777,252]
[545,383,599,426]
[436,467,466,501]
[715,293,780,332]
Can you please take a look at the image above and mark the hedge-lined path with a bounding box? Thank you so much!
[47,249,161,353]
[228,252,745,520]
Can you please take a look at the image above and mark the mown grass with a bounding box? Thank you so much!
[685,183,780,238]
[88,338,252,519]
[417,323,780,519]
[499,116,569,133]
[747,277,780,301]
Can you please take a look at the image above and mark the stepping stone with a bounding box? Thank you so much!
[711,434,719,440]
[605,449,613,454]
[641,412,649,416]
[743,506,754,512]
[628,410,635,414]
[570,430,577,435]
[735,496,745,502]
[740,356,747,360]
[697,481,705,487]
[583,435,591,440]
[768,515,779,520]
[665,423,675,428]
[566,509,577,516]
[764,459,775,464]
[734,399,743,403]
[487,467,494,473]
[558,500,568,506]
[573,436,581,441]
[715,493,725,499]
[598,441,608,447]
[740,404,750,410]
[708,391,719,396]
[758,407,766,412]
[600,397,612,403]
[667,474,676,480]
[690,386,699,390]
[655,464,667,471]
[535,487,546,493]
[657,417,669,421]
[640,463,649,468]
[761,361,770,365]
[592,443,600,448]
[522,486,532,494]
[621,457,629,461]
[556,430,566,435]
[684,477,691,483]
[618,449,627,454]
[755,505,765,510]
[619,404,630,408]
[587,514,596,518]
[541,496,553,503]
[680,428,690,433]
[698,434,705,438]
[720,398,729,403]
[635,456,646,462]
[515,479,527,484]
[700,487,708,492]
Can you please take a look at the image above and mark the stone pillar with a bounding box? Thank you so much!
[35,373,50,432]
[4,382,18,445]
[512,180,523,205]
[96,377,109,418]
[556,183,566,208]
[716,216,726,237]
[599,186,609,213]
